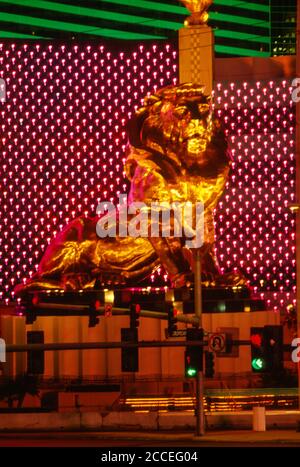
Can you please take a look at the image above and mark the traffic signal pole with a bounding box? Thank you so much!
[178,0,214,435]
[194,248,205,436]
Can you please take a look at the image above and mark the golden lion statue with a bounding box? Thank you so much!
[15,83,245,294]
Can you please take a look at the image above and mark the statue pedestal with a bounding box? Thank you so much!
[179,25,214,94]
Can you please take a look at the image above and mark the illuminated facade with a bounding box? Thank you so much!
[0,41,296,313]
[0,0,271,57]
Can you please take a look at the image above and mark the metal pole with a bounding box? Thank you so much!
[5,340,207,352]
[195,250,202,325]
[12,303,200,326]
[296,0,300,409]
[4,339,250,353]
[194,249,205,436]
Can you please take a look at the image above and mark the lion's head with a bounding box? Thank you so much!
[126,83,231,180]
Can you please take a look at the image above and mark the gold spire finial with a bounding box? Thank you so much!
[180,0,213,26]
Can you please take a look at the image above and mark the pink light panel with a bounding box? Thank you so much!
[0,42,296,309]
[214,80,296,310]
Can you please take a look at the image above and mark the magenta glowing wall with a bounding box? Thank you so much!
[0,42,296,310]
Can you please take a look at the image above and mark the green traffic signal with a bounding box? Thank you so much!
[251,357,266,371]
[186,367,197,377]
[250,326,283,373]
[184,328,204,378]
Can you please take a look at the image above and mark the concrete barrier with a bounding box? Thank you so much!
[0,410,299,432]
[102,411,158,430]
[206,412,252,430]
[80,412,102,430]
[0,412,80,431]
[158,412,194,430]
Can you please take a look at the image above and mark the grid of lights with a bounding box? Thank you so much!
[214,80,296,311]
[0,42,296,309]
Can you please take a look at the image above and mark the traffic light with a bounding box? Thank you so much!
[23,294,38,324]
[205,351,215,378]
[121,327,138,372]
[166,303,177,336]
[25,306,37,325]
[185,328,203,378]
[263,325,283,372]
[27,331,44,374]
[130,304,140,329]
[250,327,266,372]
[89,300,100,327]
[250,326,284,372]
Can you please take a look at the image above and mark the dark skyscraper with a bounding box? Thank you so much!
[0,0,271,57]
[271,0,296,55]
